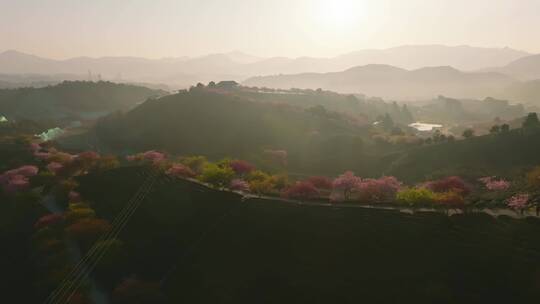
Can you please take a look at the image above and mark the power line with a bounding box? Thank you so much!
[44,166,159,304]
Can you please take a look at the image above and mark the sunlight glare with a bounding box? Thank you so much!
[314,0,366,30]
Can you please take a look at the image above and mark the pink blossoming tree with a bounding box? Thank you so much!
[282,181,320,200]
[230,179,250,192]
[332,171,362,201]
[506,194,529,211]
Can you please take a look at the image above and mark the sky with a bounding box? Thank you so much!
[1,0,539,59]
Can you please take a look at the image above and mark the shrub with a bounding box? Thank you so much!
[249,179,275,195]
[526,166,540,188]
[246,170,271,182]
[269,174,289,190]
[396,187,436,206]
[198,164,235,187]
[434,191,465,209]
[180,156,208,174]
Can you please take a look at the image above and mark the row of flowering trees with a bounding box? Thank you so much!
[123,150,539,212]
[5,142,537,215]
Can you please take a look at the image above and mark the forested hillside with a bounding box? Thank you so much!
[0,81,164,123]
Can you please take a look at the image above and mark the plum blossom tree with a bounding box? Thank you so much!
[230,179,250,192]
[307,176,333,190]
[357,176,402,203]
[332,171,362,201]
[282,181,320,200]
[425,176,470,195]
[34,213,64,229]
[478,176,511,191]
[47,162,64,175]
[506,194,529,211]
[0,165,39,193]
[165,164,196,178]
[127,151,166,164]
[229,160,256,175]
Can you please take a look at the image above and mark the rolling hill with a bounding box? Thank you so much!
[383,127,540,182]
[485,54,540,81]
[89,89,383,175]
[0,81,164,123]
[244,65,516,100]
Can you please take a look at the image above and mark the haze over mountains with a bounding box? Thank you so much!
[0,45,533,85]
[244,65,519,100]
[3,44,540,102]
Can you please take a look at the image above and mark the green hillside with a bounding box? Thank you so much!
[0,81,163,123]
[94,90,379,175]
[384,127,540,182]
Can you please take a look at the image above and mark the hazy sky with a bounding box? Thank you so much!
[1,0,539,59]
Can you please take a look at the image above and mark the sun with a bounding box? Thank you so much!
[314,0,365,30]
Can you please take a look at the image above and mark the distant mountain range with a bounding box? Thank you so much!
[244,65,518,101]
[484,54,540,80]
[0,45,533,89]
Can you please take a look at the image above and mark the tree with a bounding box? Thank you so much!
[165,164,195,178]
[180,156,208,174]
[506,194,529,211]
[489,125,501,134]
[500,124,510,132]
[307,176,333,190]
[198,164,234,187]
[381,113,395,131]
[356,176,402,203]
[527,166,540,188]
[282,181,320,200]
[462,129,475,139]
[229,160,255,175]
[523,112,540,128]
[434,191,465,210]
[396,187,436,206]
[425,176,470,195]
[332,171,362,201]
[65,218,111,248]
[230,179,250,192]
[479,176,510,191]
[249,179,275,196]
